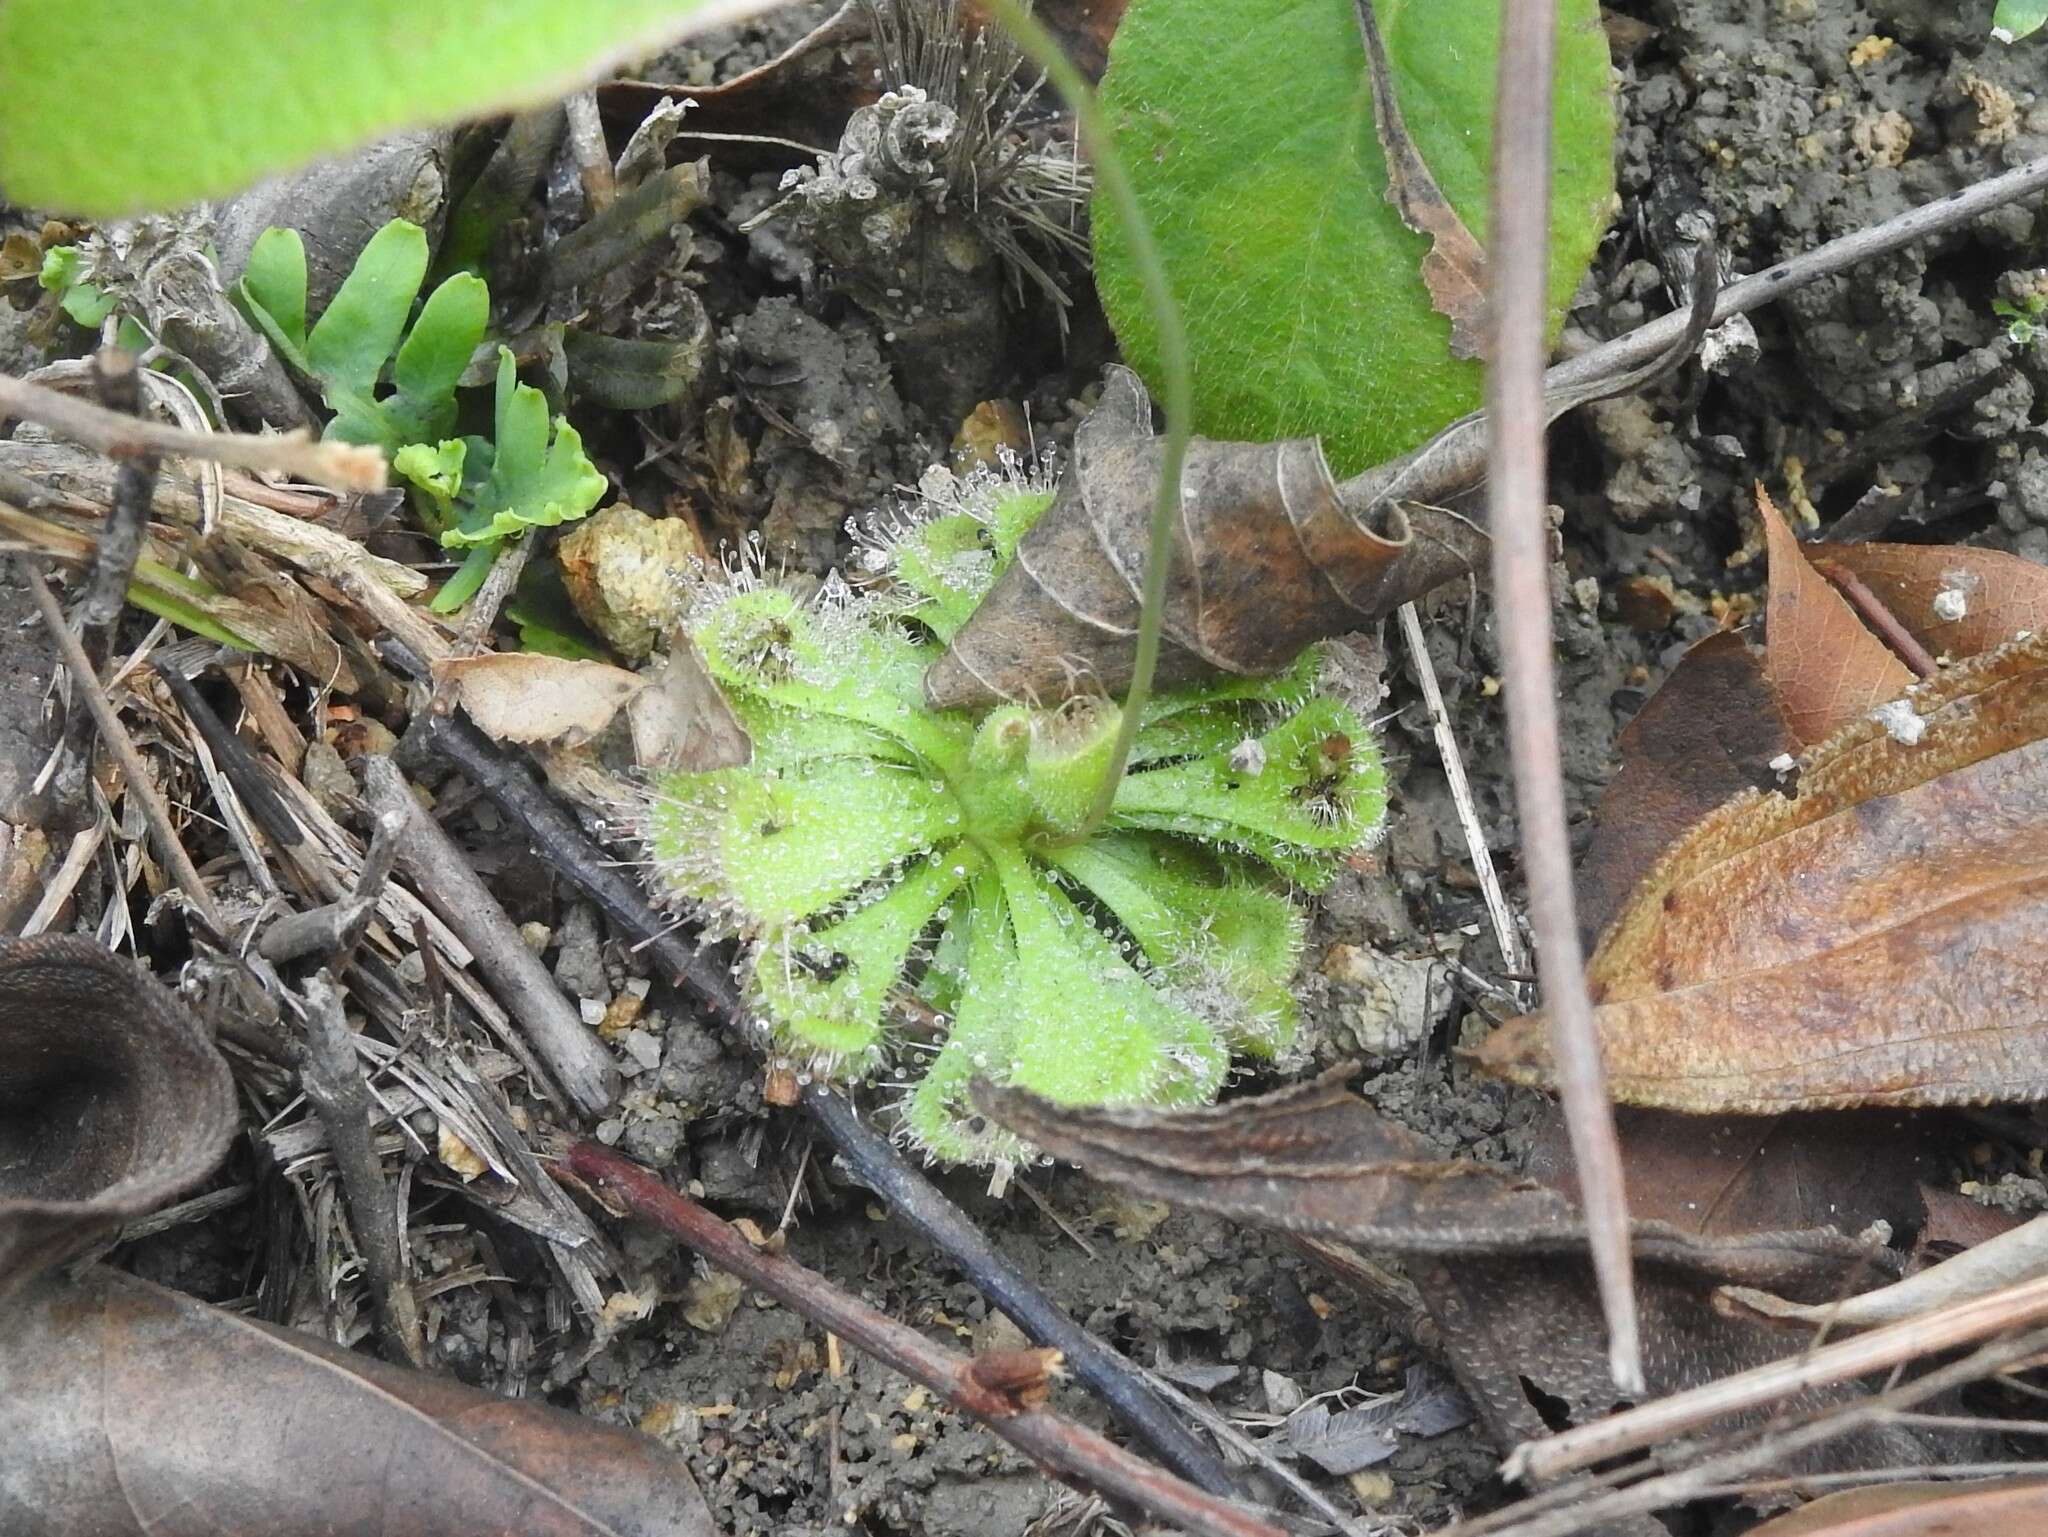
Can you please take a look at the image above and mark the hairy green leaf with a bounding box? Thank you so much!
[1094,0,1616,476]
[0,0,791,216]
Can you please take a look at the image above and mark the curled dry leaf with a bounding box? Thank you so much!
[0,935,236,1298]
[925,367,1483,709]
[1477,629,2048,1110]
[1744,1478,2048,1536]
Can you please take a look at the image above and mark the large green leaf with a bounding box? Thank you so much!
[0,0,790,216]
[1093,0,1615,477]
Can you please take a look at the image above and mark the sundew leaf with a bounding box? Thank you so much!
[1112,697,1387,884]
[993,849,1228,1109]
[695,588,968,770]
[647,759,960,932]
[1049,833,1304,1051]
[0,0,793,216]
[752,853,974,1066]
[1094,0,1615,477]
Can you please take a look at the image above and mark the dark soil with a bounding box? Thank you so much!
[8,0,2047,1532]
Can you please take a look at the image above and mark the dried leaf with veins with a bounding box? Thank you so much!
[1758,489,1911,744]
[1,1269,719,1537]
[1809,537,2048,664]
[436,652,648,746]
[1477,627,2048,1111]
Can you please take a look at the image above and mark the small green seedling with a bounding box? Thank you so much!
[396,349,609,613]
[238,218,488,457]
[642,466,1386,1167]
[37,245,116,328]
[1995,292,2048,347]
[237,218,606,614]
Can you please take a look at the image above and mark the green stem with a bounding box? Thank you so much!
[981,0,1191,842]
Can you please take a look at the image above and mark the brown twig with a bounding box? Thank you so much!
[0,370,386,490]
[1546,151,2048,398]
[1504,1269,2048,1485]
[1484,0,1639,1391]
[1455,1319,2048,1537]
[1812,557,1941,678]
[298,969,427,1367]
[360,753,620,1120]
[21,562,222,933]
[561,1141,1285,1537]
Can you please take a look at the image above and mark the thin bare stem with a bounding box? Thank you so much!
[563,1141,1284,1537]
[0,371,386,490]
[1456,1321,2048,1537]
[979,0,1191,839]
[1485,0,1639,1392]
[299,970,426,1367]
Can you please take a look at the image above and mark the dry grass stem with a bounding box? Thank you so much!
[1481,0,1640,1391]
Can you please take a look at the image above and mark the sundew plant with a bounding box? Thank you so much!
[642,465,1386,1167]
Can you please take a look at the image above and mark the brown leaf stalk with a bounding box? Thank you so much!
[1484,0,1640,1390]
[562,1140,1284,1537]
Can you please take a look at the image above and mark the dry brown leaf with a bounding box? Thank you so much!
[925,368,1483,709]
[1355,0,1488,358]
[1476,629,2048,1110]
[0,936,716,1536]
[0,1268,718,1537]
[437,652,647,746]
[625,636,752,773]
[1525,1106,1934,1249]
[1759,488,1912,745]
[1574,629,1792,944]
[1745,1478,2048,1536]
[1810,538,2048,663]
